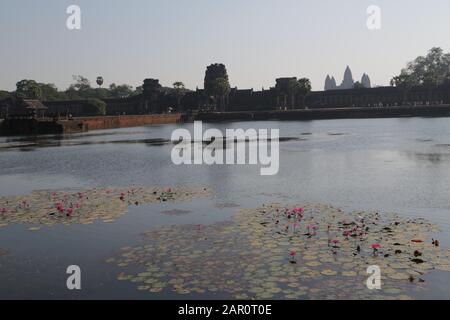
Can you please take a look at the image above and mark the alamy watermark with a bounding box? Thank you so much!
[366,265,382,290]
[66,265,81,290]
[66,5,81,30]
[171,121,279,176]
[367,5,381,30]
[65,5,380,31]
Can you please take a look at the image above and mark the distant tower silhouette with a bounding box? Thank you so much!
[330,76,337,89]
[324,75,337,90]
[325,75,331,90]
[361,73,372,88]
[324,67,369,91]
[340,66,355,89]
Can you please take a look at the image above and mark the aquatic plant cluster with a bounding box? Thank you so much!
[109,203,450,300]
[0,187,210,229]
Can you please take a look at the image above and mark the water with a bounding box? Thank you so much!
[1,118,450,299]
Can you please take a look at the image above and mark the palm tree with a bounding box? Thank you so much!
[96,76,104,87]
[297,78,312,109]
[275,78,298,109]
[173,81,186,111]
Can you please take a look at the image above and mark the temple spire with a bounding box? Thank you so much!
[340,66,355,89]
[324,75,331,90]
[361,73,372,88]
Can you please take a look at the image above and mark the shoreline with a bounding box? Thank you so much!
[195,104,450,122]
[2,104,450,136]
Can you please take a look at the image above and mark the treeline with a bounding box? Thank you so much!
[391,47,450,88]
[0,75,192,114]
[2,47,450,106]
[0,75,142,102]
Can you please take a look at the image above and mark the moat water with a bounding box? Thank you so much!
[1,117,450,299]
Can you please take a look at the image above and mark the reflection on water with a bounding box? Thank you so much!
[1,117,450,299]
[0,135,301,151]
[406,152,450,164]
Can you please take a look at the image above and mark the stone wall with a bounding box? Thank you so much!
[0,114,183,136]
[75,114,183,131]
[195,105,450,122]
[0,119,64,135]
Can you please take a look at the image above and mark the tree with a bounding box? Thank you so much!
[0,91,17,117]
[37,83,68,101]
[275,78,298,109]
[297,78,312,95]
[109,83,134,99]
[391,47,450,88]
[0,91,11,102]
[15,80,43,100]
[96,76,104,87]
[0,91,12,118]
[390,72,415,104]
[84,98,107,116]
[133,86,143,96]
[390,47,450,104]
[91,88,111,99]
[173,81,185,91]
[70,75,91,92]
[173,81,186,111]
[66,75,92,99]
[204,64,231,111]
[297,78,312,108]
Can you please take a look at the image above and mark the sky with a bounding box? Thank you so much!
[1,0,450,92]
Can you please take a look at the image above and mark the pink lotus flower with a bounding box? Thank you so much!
[289,250,297,264]
[66,208,73,217]
[0,207,7,214]
[372,243,381,255]
[55,202,65,213]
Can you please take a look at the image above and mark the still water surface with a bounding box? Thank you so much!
[1,118,450,299]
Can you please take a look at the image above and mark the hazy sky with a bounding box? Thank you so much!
[1,0,450,91]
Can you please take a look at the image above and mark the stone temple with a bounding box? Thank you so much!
[325,66,371,90]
